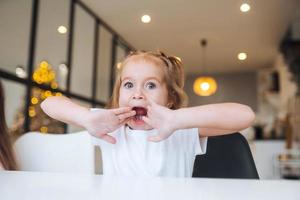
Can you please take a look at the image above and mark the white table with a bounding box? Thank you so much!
[0,171,299,200]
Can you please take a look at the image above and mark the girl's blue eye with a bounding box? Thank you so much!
[146,82,156,90]
[124,82,133,89]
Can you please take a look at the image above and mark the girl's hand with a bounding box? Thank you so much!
[142,99,176,142]
[84,107,136,144]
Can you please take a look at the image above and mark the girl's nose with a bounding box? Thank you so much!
[132,89,145,100]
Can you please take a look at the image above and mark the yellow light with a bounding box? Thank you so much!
[40,92,46,99]
[57,25,67,34]
[240,3,250,12]
[238,52,247,60]
[31,97,39,105]
[141,15,151,23]
[200,82,210,91]
[40,126,48,133]
[193,76,217,96]
[29,106,36,117]
[49,72,55,80]
[44,90,52,97]
[40,61,48,69]
[33,61,56,84]
[51,82,58,89]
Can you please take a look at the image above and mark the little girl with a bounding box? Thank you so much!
[41,51,255,177]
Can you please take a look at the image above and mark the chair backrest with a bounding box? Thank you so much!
[14,131,95,174]
[192,133,259,179]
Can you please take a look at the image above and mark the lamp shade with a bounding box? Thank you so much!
[193,76,217,96]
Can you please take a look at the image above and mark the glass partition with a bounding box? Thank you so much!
[34,0,69,90]
[0,0,31,78]
[70,4,94,98]
[96,26,113,103]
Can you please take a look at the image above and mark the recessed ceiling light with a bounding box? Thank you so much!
[238,52,247,60]
[141,15,151,23]
[15,66,27,78]
[59,63,68,75]
[57,25,67,34]
[240,3,251,12]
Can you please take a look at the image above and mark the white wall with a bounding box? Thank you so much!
[185,71,258,110]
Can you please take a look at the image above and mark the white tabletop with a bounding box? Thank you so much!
[0,171,299,200]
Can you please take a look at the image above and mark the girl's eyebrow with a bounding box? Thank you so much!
[121,76,162,83]
[145,77,162,83]
[121,77,132,83]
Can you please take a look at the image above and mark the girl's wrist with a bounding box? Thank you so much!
[171,109,185,131]
[77,109,92,129]
[172,108,193,130]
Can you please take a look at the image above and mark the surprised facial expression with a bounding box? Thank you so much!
[118,59,169,130]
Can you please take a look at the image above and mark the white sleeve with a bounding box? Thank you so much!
[174,128,207,156]
[90,108,101,111]
[191,128,207,155]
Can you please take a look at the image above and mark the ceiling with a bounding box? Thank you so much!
[82,0,300,75]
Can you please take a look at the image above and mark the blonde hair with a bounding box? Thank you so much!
[106,50,188,109]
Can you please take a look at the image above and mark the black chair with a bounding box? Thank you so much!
[192,133,259,179]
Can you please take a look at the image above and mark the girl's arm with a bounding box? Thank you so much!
[41,96,135,144]
[41,96,90,127]
[143,100,255,142]
[173,103,255,137]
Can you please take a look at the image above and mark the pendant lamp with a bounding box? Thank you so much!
[193,39,217,96]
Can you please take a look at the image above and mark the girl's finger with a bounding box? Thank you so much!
[100,134,117,144]
[142,116,153,127]
[120,118,131,126]
[118,110,136,122]
[147,106,151,113]
[112,107,132,115]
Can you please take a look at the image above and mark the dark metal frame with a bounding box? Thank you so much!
[0,0,135,133]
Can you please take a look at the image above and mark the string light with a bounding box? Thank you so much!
[29,106,36,117]
[51,82,58,89]
[40,126,48,133]
[44,90,52,97]
[31,97,39,105]
[33,61,56,84]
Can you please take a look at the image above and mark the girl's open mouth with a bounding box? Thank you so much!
[132,107,147,121]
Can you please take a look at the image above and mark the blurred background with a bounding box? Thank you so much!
[1,0,300,179]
